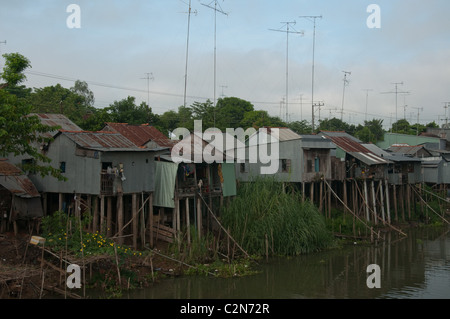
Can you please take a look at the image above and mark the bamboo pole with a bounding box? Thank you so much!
[411,185,450,225]
[364,180,370,222]
[379,181,386,223]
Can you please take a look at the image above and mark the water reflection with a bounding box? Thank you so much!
[104,226,450,299]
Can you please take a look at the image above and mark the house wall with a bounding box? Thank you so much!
[30,134,101,194]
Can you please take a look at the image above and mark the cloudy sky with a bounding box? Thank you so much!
[1,0,449,129]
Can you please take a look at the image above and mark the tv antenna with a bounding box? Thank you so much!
[411,107,423,136]
[443,102,450,128]
[220,85,228,98]
[362,89,373,122]
[299,15,322,132]
[181,0,197,108]
[201,0,228,127]
[269,21,304,124]
[341,71,351,121]
[141,72,154,107]
[381,82,410,132]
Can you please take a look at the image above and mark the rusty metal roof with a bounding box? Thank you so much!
[0,160,40,198]
[322,134,389,166]
[105,123,175,149]
[61,130,154,152]
[32,113,82,138]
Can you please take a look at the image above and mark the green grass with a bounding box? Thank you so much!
[220,177,334,256]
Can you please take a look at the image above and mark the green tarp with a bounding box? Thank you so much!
[222,163,237,197]
[153,161,179,208]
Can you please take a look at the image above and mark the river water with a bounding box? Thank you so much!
[95,226,450,299]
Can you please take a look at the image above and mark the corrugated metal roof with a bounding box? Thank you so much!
[319,131,362,143]
[61,131,151,152]
[322,134,389,166]
[105,123,175,149]
[364,143,421,162]
[388,145,429,156]
[32,113,82,138]
[0,160,40,198]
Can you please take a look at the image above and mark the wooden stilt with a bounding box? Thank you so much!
[140,193,146,248]
[58,193,63,212]
[385,180,391,224]
[185,198,190,244]
[343,180,348,216]
[148,193,154,248]
[302,182,305,202]
[117,194,124,245]
[310,182,314,204]
[364,180,370,222]
[319,181,323,213]
[393,185,398,222]
[371,180,378,225]
[99,195,104,234]
[106,197,112,237]
[406,184,411,220]
[197,197,202,239]
[92,196,98,233]
[400,185,405,221]
[132,193,138,250]
[379,181,386,223]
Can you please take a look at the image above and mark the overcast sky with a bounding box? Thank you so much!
[1,0,450,129]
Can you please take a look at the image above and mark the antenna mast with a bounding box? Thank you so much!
[201,0,228,127]
[362,89,373,122]
[182,0,197,108]
[269,21,304,123]
[381,82,410,132]
[141,72,154,107]
[341,71,351,121]
[299,15,322,132]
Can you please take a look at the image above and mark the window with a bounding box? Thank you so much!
[21,159,36,174]
[281,159,291,173]
[315,157,320,173]
[60,162,66,173]
[240,163,248,173]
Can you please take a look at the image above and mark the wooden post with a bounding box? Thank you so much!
[310,182,314,204]
[302,182,305,202]
[99,195,105,235]
[406,184,411,220]
[400,185,405,221]
[117,194,124,245]
[371,180,378,225]
[148,193,154,248]
[132,193,138,250]
[140,193,146,248]
[58,193,63,212]
[319,181,323,213]
[197,197,202,239]
[92,196,98,233]
[328,181,332,218]
[185,198,191,244]
[343,180,348,216]
[106,197,112,237]
[393,185,398,222]
[364,180,370,222]
[379,181,386,223]
[385,180,391,224]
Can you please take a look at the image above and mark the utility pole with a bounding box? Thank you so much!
[141,72,154,107]
[362,89,373,122]
[313,101,324,128]
[341,71,351,121]
[299,15,322,133]
[182,0,197,108]
[201,0,228,127]
[269,21,304,124]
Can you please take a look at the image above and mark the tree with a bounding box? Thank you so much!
[215,97,254,130]
[1,52,32,98]
[355,119,385,144]
[70,80,95,108]
[191,100,215,128]
[0,53,65,180]
[108,96,158,125]
[240,110,286,130]
[288,120,312,135]
[317,117,356,135]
